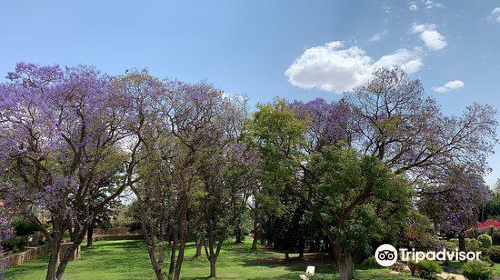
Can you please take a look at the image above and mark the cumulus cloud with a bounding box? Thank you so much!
[488,7,500,22]
[433,80,464,93]
[284,42,423,93]
[411,24,447,50]
[374,49,423,74]
[409,4,418,11]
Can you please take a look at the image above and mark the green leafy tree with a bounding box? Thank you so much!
[252,99,413,280]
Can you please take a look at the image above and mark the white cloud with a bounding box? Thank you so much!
[424,0,443,9]
[409,4,418,11]
[488,7,500,22]
[369,31,385,42]
[374,49,423,74]
[433,80,464,93]
[411,24,447,50]
[285,42,423,93]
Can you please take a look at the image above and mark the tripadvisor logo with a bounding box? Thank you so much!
[374,244,482,267]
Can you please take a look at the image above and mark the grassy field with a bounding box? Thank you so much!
[3,240,420,279]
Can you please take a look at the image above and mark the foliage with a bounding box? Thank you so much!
[419,166,491,238]
[483,181,500,220]
[478,234,493,251]
[397,211,439,251]
[461,260,494,280]
[408,259,442,279]
[2,236,28,252]
[0,62,142,280]
[11,219,39,236]
[359,257,380,269]
[489,246,500,263]
[309,146,414,254]
[465,238,483,252]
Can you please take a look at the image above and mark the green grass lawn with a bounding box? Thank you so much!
[3,240,415,280]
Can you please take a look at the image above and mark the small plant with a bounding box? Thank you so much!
[360,256,380,269]
[461,260,494,280]
[478,234,493,250]
[408,259,442,279]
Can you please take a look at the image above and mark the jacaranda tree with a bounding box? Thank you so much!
[419,165,491,250]
[0,63,142,280]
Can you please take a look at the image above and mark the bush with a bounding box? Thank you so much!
[360,256,380,269]
[466,238,482,252]
[461,260,493,280]
[11,219,39,236]
[408,259,442,279]
[478,234,493,250]
[446,241,458,251]
[2,236,28,252]
[489,246,500,263]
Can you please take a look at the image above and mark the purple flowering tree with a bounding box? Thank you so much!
[419,166,491,250]
[0,63,140,280]
[346,68,498,180]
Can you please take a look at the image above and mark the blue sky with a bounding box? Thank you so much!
[1,0,500,185]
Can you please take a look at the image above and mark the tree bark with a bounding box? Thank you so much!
[173,191,188,280]
[87,225,94,248]
[209,257,217,278]
[252,235,258,251]
[284,251,290,261]
[45,240,61,280]
[194,236,203,258]
[458,232,466,252]
[235,226,242,244]
[335,243,355,280]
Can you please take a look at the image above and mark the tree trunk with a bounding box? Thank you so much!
[45,241,61,280]
[284,251,290,261]
[235,226,242,244]
[252,235,258,251]
[209,257,217,278]
[335,241,354,280]
[87,225,94,248]
[299,238,305,258]
[173,194,188,280]
[194,236,203,258]
[458,232,466,251]
[56,228,88,280]
[168,240,177,278]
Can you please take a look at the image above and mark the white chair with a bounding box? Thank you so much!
[299,275,309,280]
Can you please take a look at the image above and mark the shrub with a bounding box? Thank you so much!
[11,219,39,236]
[489,246,500,263]
[446,241,458,251]
[418,260,443,279]
[466,238,482,252]
[408,259,442,279]
[2,236,28,252]
[478,234,493,250]
[461,260,493,280]
[360,256,380,269]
